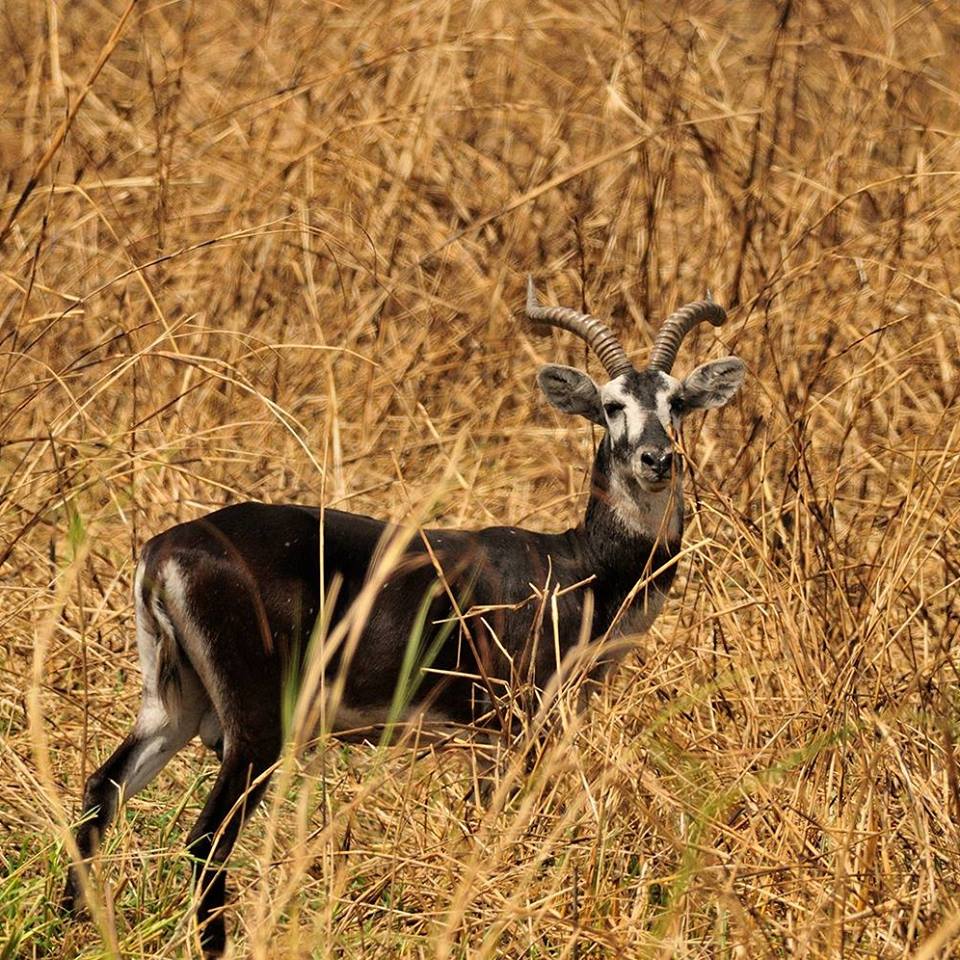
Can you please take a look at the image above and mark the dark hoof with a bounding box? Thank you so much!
[61,870,88,917]
[200,918,226,957]
[61,890,77,916]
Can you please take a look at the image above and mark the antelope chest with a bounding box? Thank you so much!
[615,589,666,638]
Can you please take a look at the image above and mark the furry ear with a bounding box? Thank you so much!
[678,357,746,411]
[537,364,604,424]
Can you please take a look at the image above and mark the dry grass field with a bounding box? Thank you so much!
[3,0,960,956]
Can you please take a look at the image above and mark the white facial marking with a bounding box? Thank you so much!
[656,375,682,432]
[599,373,685,541]
[600,374,682,443]
[600,380,643,442]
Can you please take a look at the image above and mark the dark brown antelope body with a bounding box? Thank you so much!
[63,281,745,955]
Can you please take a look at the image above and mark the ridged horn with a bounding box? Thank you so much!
[647,296,727,373]
[525,276,634,380]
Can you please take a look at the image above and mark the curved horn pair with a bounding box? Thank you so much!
[525,276,727,376]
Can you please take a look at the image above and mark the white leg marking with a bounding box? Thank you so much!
[115,560,210,800]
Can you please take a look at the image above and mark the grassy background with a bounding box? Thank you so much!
[2,0,960,956]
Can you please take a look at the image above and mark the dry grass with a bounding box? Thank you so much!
[2,0,960,956]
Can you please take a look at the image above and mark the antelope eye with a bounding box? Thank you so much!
[669,395,686,415]
[603,402,625,418]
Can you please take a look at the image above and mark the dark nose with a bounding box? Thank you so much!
[640,450,674,477]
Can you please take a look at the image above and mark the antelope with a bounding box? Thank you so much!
[63,278,745,955]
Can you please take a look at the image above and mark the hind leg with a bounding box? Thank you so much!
[185,736,280,956]
[62,669,211,911]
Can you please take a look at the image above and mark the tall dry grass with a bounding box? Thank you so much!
[2,0,960,956]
